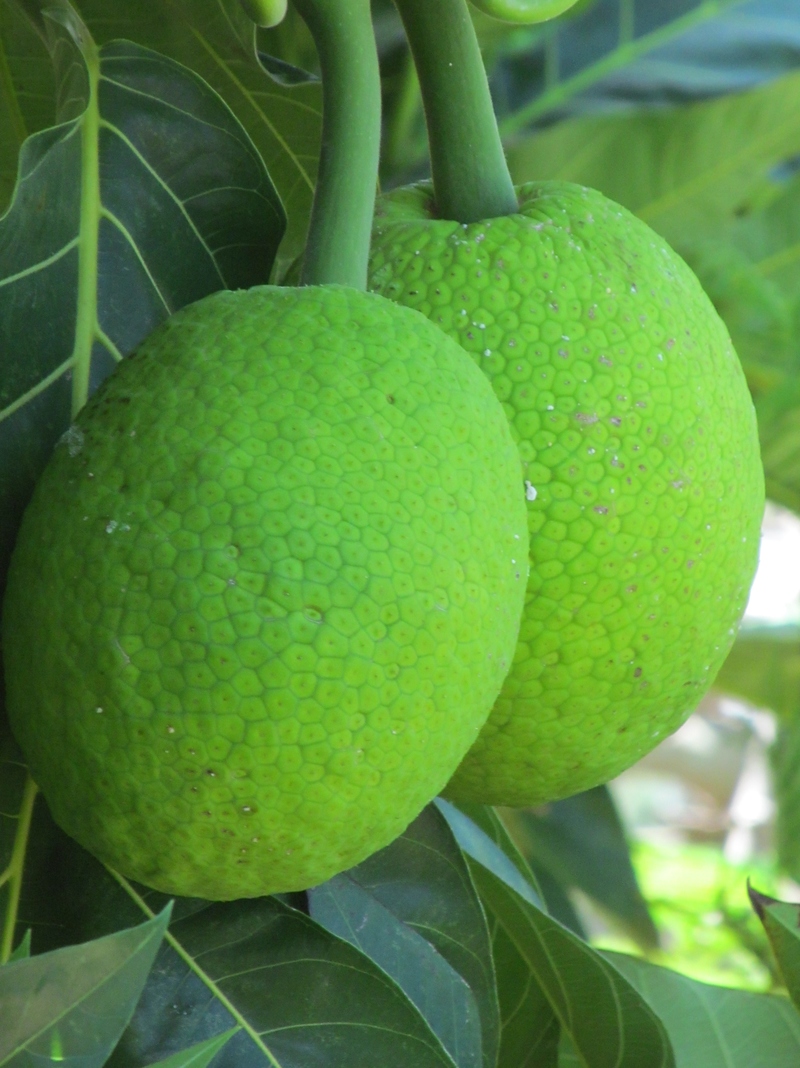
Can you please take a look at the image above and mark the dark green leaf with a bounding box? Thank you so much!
[8,930,30,961]
[435,800,543,907]
[503,787,658,949]
[16,825,460,1068]
[309,876,469,1068]
[436,801,560,1066]
[607,949,800,1067]
[750,886,800,1011]
[60,0,321,268]
[0,904,171,1067]
[0,4,285,584]
[257,52,317,86]
[143,1029,240,1068]
[0,0,54,212]
[469,864,675,1068]
[490,911,559,1068]
[309,804,499,1068]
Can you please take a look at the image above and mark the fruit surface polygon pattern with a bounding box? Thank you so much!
[369,181,764,805]
[2,285,528,898]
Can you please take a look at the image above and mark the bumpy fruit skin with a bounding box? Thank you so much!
[3,285,528,898]
[369,181,764,805]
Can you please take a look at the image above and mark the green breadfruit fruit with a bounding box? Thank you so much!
[369,180,764,806]
[2,284,529,899]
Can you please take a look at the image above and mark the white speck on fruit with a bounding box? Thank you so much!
[95,707,103,714]
[525,481,537,501]
[59,425,84,456]
[106,520,118,534]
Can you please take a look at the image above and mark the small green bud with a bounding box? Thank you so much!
[469,0,579,23]
[239,0,288,28]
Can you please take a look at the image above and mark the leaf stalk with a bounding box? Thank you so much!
[0,774,38,964]
[70,27,101,418]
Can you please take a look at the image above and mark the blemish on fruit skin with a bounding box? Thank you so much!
[524,481,537,501]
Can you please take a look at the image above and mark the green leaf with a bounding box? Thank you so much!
[0,1,54,212]
[309,803,499,1068]
[469,864,676,1068]
[309,876,471,1068]
[607,949,800,1067]
[60,0,321,267]
[490,910,560,1068]
[435,800,544,907]
[8,929,29,961]
[503,787,658,949]
[16,824,463,1068]
[0,904,171,1067]
[506,69,800,248]
[750,886,800,1010]
[431,805,559,1066]
[142,1029,240,1068]
[0,3,285,585]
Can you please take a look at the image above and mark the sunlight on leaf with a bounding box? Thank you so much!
[608,948,800,1067]
[470,864,675,1068]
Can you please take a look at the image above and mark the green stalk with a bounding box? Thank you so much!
[393,0,518,222]
[0,775,38,964]
[293,0,380,289]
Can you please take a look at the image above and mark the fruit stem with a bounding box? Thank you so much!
[392,0,518,222]
[293,0,381,288]
[0,774,38,963]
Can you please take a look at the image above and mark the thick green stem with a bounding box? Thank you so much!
[293,0,380,288]
[393,0,518,222]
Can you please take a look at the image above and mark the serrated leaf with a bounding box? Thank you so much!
[503,787,658,950]
[0,4,285,584]
[0,904,171,1067]
[607,949,800,1067]
[309,803,499,1068]
[143,1029,240,1068]
[469,863,675,1068]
